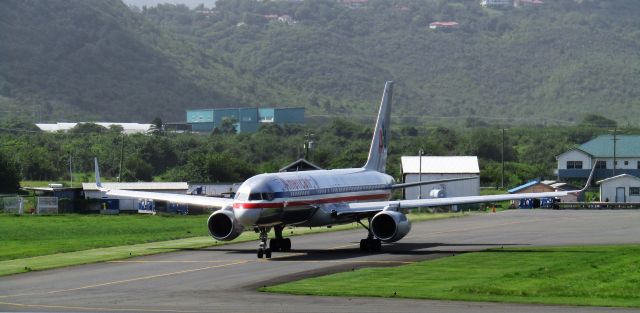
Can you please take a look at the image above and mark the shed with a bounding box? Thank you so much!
[508,179,580,208]
[82,182,189,212]
[401,156,480,200]
[597,174,640,203]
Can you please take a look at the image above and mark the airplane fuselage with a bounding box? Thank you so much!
[232,168,395,228]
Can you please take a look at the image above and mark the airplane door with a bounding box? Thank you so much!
[615,187,626,203]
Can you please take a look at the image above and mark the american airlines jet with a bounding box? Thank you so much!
[94,82,589,259]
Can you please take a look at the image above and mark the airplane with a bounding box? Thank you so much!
[94,81,592,259]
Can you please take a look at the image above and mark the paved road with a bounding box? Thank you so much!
[1,210,640,313]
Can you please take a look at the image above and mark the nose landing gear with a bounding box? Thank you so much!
[257,227,272,259]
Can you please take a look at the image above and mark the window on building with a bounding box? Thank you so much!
[566,161,583,169]
[624,161,629,166]
[630,187,640,196]
[595,161,607,169]
[637,161,640,169]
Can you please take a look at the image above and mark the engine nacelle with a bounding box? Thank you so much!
[207,209,244,241]
[370,210,412,243]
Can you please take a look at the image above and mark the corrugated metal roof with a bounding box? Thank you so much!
[401,156,479,174]
[82,182,188,191]
[36,122,151,134]
[579,135,640,158]
[507,179,541,193]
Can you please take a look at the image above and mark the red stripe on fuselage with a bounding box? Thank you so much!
[233,193,390,209]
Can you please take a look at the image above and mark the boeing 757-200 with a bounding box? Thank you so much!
[94,81,591,258]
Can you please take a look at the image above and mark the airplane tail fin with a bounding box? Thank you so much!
[363,81,393,173]
[94,157,103,189]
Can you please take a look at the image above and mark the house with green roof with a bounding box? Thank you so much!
[556,135,640,181]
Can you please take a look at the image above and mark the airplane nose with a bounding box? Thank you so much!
[234,207,261,226]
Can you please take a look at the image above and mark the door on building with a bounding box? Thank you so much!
[615,187,626,203]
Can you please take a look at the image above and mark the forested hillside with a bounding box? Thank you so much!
[1,0,639,124]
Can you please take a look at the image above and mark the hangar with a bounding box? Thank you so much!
[401,156,480,200]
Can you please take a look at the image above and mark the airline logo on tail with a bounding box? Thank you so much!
[378,123,387,152]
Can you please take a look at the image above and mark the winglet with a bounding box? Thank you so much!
[579,159,598,192]
[94,157,102,189]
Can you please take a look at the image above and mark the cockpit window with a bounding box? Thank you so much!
[248,192,275,201]
[235,193,249,201]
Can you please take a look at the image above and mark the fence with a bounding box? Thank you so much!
[36,197,59,215]
[2,197,24,215]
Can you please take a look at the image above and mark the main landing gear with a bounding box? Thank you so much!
[358,217,382,252]
[256,225,292,259]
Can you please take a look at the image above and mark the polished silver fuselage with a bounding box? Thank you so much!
[232,168,395,228]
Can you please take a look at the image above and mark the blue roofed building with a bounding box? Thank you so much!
[186,107,304,133]
[508,179,581,208]
[556,135,640,181]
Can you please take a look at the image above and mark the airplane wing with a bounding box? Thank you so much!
[338,160,597,218]
[340,189,578,217]
[93,157,233,208]
[102,188,234,208]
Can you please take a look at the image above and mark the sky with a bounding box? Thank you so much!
[122,0,217,9]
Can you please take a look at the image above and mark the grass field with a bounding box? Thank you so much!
[0,212,465,276]
[0,214,210,261]
[264,245,640,307]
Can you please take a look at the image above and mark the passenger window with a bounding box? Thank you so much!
[249,193,262,200]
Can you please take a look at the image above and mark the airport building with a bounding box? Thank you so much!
[597,174,640,203]
[186,107,305,133]
[401,156,480,200]
[82,182,189,213]
[508,179,580,208]
[36,122,152,134]
[556,135,640,181]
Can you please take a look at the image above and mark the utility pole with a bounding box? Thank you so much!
[418,149,424,199]
[612,129,618,177]
[118,133,125,182]
[69,154,73,187]
[501,128,505,189]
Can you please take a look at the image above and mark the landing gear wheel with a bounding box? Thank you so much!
[282,238,292,251]
[359,238,382,252]
[257,248,264,259]
[265,248,272,259]
[270,239,280,252]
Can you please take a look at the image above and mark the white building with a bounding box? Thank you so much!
[597,174,640,203]
[36,122,152,134]
[480,0,512,7]
[556,135,640,182]
[401,156,480,200]
[82,182,188,211]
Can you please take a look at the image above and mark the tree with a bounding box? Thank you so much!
[220,117,237,134]
[69,123,107,134]
[148,117,164,135]
[580,114,617,128]
[0,153,20,193]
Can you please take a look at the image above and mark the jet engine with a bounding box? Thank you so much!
[207,209,244,241]
[370,210,411,242]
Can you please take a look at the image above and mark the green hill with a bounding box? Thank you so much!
[2,0,640,125]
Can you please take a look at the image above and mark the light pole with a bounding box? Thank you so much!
[418,149,424,199]
[304,133,315,160]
